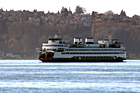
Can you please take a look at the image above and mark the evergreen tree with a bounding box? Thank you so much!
[61,7,68,16]
[120,10,127,17]
[91,11,96,19]
[75,6,84,14]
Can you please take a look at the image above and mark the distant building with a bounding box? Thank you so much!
[0,51,5,58]
[13,55,21,58]
[6,53,14,58]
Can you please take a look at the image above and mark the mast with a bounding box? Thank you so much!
[106,31,112,40]
[54,30,61,38]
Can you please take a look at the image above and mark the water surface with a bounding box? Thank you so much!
[0,60,140,93]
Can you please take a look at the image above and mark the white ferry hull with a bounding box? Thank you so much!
[39,52,126,62]
[39,58,125,62]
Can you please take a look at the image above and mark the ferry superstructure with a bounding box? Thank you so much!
[38,37,126,62]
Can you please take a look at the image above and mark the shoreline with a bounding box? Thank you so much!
[0,58,37,60]
[0,58,140,60]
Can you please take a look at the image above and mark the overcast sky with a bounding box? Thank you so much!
[0,0,140,17]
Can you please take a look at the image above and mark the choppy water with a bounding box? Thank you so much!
[0,60,140,93]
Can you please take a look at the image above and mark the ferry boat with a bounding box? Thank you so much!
[38,36,126,62]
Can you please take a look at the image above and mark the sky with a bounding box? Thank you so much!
[0,0,140,17]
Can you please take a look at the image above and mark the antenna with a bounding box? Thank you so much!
[54,30,61,38]
[107,31,112,40]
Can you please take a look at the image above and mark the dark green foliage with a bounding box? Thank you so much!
[75,6,84,14]
[61,7,68,16]
[120,10,127,17]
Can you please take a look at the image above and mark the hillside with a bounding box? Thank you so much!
[0,21,91,58]
[91,21,140,58]
[0,7,140,58]
[0,21,140,58]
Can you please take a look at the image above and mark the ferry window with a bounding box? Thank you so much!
[53,49,57,51]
